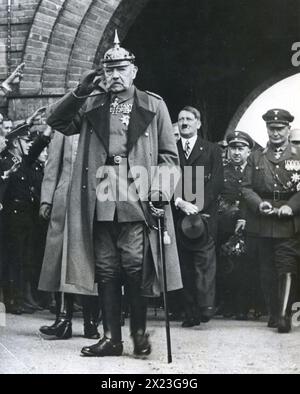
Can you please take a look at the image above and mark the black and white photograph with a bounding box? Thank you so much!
[1,0,300,376]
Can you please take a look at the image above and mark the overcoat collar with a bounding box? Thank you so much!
[83,87,156,154]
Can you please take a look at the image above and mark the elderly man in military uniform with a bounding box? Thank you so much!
[217,131,254,320]
[174,106,223,327]
[242,109,300,333]
[46,32,182,357]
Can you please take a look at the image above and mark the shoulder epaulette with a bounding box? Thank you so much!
[146,91,163,100]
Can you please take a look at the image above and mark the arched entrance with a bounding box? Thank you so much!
[5,0,300,139]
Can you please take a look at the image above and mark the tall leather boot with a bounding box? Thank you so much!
[260,270,278,328]
[39,293,73,339]
[81,281,123,357]
[82,295,100,339]
[278,273,295,334]
[127,275,151,356]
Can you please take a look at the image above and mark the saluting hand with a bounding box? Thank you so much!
[1,62,25,92]
[76,70,101,96]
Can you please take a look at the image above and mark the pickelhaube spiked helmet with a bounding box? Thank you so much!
[102,30,135,67]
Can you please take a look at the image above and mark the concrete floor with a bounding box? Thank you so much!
[1,310,300,374]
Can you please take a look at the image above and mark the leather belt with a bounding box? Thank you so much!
[259,191,294,201]
[105,156,127,166]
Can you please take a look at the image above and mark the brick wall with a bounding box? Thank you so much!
[0,0,150,120]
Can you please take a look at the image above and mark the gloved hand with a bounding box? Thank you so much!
[76,69,105,96]
[39,203,52,220]
[278,205,293,218]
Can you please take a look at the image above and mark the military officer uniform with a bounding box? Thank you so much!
[47,32,181,357]
[242,109,300,332]
[2,126,51,313]
[217,131,258,319]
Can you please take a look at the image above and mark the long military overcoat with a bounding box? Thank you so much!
[38,132,96,294]
[46,87,183,296]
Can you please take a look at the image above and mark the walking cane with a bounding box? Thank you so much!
[156,210,172,364]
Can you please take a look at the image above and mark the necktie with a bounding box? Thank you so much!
[185,140,191,159]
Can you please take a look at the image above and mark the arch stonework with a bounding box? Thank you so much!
[0,0,150,119]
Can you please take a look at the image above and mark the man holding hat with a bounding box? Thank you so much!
[174,106,223,327]
[46,31,182,357]
[217,131,255,320]
[242,108,300,333]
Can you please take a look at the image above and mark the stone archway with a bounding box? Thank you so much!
[6,0,149,119]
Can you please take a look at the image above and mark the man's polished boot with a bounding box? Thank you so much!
[261,271,278,328]
[39,293,73,339]
[278,273,294,334]
[82,295,100,340]
[81,281,123,357]
[127,276,151,356]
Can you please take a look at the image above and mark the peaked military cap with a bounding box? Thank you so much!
[102,30,135,67]
[6,123,31,141]
[262,109,294,125]
[226,130,254,149]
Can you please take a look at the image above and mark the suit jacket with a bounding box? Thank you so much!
[175,136,224,237]
[242,144,300,238]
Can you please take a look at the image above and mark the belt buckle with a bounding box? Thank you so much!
[114,155,122,165]
[273,191,280,201]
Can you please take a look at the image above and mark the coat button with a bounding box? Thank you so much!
[85,167,89,171]
[145,132,149,137]
[82,185,87,190]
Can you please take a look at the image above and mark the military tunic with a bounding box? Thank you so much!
[1,135,51,304]
[217,162,255,316]
[242,143,300,317]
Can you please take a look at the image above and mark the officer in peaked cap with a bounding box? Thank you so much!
[242,108,300,333]
[217,130,255,320]
[226,130,254,150]
[1,122,53,315]
[47,30,181,358]
[262,108,294,126]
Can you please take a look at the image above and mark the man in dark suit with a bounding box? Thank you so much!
[174,106,224,327]
[242,109,300,333]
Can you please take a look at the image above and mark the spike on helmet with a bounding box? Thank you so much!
[102,30,135,67]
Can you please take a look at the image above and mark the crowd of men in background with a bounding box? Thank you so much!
[1,60,300,352]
